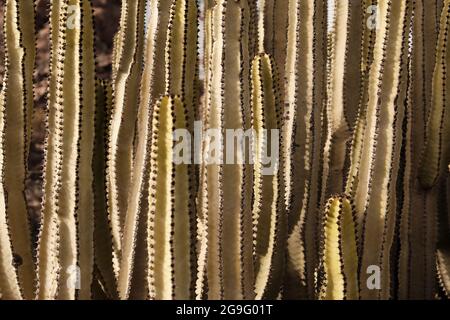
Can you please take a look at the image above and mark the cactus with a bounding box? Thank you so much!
[116,0,170,299]
[92,80,117,299]
[283,0,328,298]
[0,80,22,300]
[401,0,450,299]
[250,53,285,299]
[107,0,146,274]
[196,0,253,300]
[347,0,410,299]
[437,247,450,297]
[419,0,450,189]
[36,0,97,300]
[0,0,450,300]
[317,195,359,300]
[146,96,194,300]
[2,0,35,299]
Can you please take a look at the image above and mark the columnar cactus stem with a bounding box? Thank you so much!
[37,0,68,299]
[162,0,199,298]
[283,0,313,297]
[146,96,193,300]
[92,80,117,299]
[37,0,96,300]
[283,0,327,298]
[411,0,450,299]
[251,53,285,300]
[345,0,391,229]
[419,0,450,189]
[247,0,258,59]
[164,0,198,125]
[397,50,413,299]
[76,0,96,300]
[342,0,363,128]
[195,2,213,300]
[107,0,145,271]
[321,0,352,203]
[402,0,444,299]
[197,0,254,300]
[117,0,172,300]
[317,195,359,300]
[202,2,226,298]
[259,0,288,81]
[346,0,410,299]
[2,0,36,299]
[0,85,22,300]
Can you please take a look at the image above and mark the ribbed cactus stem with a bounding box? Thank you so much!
[164,0,198,125]
[161,0,199,298]
[198,0,254,301]
[107,1,146,271]
[251,53,285,300]
[2,0,36,299]
[44,0,81,299]
[317,195,359,300]
[37,0,96,300]
[283,0,327,298]
[321,0,351,203]
[92,80,117,299]
[77,0,97,300]
[0,0,448,302]
[0,85,22,300]
[259,0,288,81]
[343,0,363,127]
[195,2,213,300]
[346,0,410,299]
[146,96,193,300]
[117,0,172,300]
[37,0,68,299]
[419,0,450,189]
[196,0,255,300]
[283,0,312,295]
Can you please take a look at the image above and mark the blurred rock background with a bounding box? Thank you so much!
[0,0,122,233]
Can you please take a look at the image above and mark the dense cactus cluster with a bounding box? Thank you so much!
[0,0,449,300]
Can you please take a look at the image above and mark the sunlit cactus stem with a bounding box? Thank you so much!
[317,195,359,300]
[146,96,194,300]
